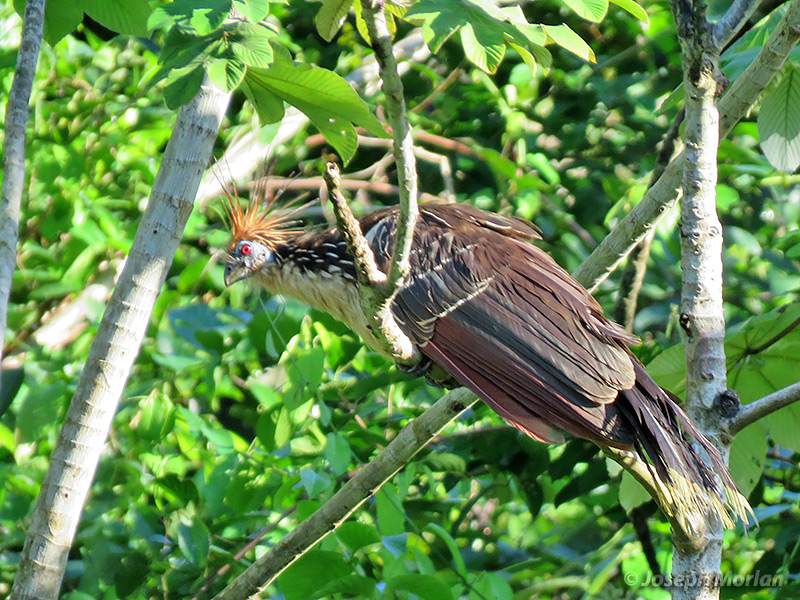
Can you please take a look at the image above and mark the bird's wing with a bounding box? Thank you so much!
[390,209,640,444]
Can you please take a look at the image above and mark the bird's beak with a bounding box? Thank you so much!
[224,261,248,287]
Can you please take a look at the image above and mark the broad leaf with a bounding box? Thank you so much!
[206,55,246,91]
[315,0,353,41]
[82,0,151,37]
[230,22,275,67]
[560,0,608,23]
[544,24,596,63]
[233,0,270,22]
[758,64,800,173]
[243,61,388,162]
[610,0,649,24]
[405,0,526,73]
[278,550,352,600]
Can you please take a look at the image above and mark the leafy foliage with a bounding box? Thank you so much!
[2,1,800,599]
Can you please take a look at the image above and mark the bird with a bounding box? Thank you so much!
[223,196,751,534]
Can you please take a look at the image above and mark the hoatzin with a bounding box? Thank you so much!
[223,199,750,532]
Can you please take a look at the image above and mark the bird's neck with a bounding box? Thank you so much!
[252,235,384,351]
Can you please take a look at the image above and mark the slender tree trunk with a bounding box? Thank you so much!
[0,0,45,378]
[10,77,231,600]
[669,0,732,597]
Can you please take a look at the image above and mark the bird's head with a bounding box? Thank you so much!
[222,191,301,287]
[224,238,276,287]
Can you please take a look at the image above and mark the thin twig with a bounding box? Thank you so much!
[726,381,800,435]
[411,66,464,114]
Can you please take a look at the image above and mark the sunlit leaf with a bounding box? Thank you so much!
[758,65,800,173]
[560,0,608,23]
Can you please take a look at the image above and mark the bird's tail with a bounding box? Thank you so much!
[612,362,753,535]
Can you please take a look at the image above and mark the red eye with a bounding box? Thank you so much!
[240,243,252,256]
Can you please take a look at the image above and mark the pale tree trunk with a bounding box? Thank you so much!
[0,0,45,378]
[668,0,758,597]
[10,77,231,600]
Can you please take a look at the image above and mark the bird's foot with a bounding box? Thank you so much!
[395,355,434,378]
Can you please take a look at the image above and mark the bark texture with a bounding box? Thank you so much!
[0,0,45,375]
[10,78,231,600]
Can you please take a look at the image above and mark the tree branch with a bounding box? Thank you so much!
[359,0,419,298]
[211,388,478,600]
[9,77,231,600]
[726,382,800,435]
[0,0,44,381]
[713,0,762,47]
[573,0,800,292]
[324,162,387,288]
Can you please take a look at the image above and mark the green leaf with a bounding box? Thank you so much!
[336,522,381,551]
[324,432,352,475]
[376,486,405,536]
[233,0,270,22]
[315,0,353,42]
[82,0,151,37]
[386,574,454,600]
[729,420,768,496]
[177,519,210,566]
[609,0,649,24]
[136,394,176,441]
[164,66,205,110]
[206,55,246,91]
[544,24,595,63]
[230,22,275,67]
[299,468,332,498]
[469,572,513,600]
[278,550,352,600]
[758,65,800,173]
[313,574,376,598]
[42,1,83,46]
[560,0,608,23]
[618,470,652,512]
[17,382,66,442]
[460,19,505,73]
[243,62,387,163]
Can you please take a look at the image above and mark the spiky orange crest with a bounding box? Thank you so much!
[224,188,302,253]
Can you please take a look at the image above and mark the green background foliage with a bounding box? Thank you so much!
[2,0,800,599]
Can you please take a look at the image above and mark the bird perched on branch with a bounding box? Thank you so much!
[223,198,751,535]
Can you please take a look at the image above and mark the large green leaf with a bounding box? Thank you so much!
[278,550,353,600]
[230,22,275,67]
[405,0,556,73]
[609,0,649,24]
[233,0,269,22]
[243,61,387,163]
[82,0,151,37]
[544,24,596,63]
[758,64,800,173]
[560,0,608,23]
[315,0,353,42]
